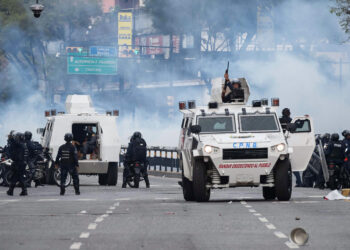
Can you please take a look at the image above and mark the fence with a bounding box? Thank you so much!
[119,146,180,172]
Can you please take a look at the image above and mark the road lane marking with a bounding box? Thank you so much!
[294,201,319,204]
[109,206,116,210]
[70,242,82,249]
[106,210,113,214]
[155,197,171,200]
[244,205,252,208]
[253,213,262,216]
[38,199,59,202]
[79,232,90,239]
[80,210,87,214]
[285,241,300,249]
[308,195,324,198]
[101,214,109,218]
[77,198,96,201]
[88,223,97,230]
[248,209,256,213]
[259,217,269,223]
[113,202,120,207]
[95,217,104,223]
[265,223,276,230]
[240,201,247,205]
[0,199,19,202]
[274,231,288,239]
[115,198,130,201]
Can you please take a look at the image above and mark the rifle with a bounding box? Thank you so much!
[225,61,229,74]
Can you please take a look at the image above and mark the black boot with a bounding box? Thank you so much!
[144,176,150,188]
[122,182,126,188]
[74,185,80,195]
[7,185,15,196]
[20,189,28,196]
[60,186,65,196]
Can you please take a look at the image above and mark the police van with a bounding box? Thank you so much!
[38,95,121,186]
[178,78,315,202]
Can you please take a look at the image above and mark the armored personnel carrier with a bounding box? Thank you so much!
[178,78,315,201]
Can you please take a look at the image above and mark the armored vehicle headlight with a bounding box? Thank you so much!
[204,145,213,154]
[276,143,286,152]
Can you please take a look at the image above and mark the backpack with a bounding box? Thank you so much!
[132,138,147,162]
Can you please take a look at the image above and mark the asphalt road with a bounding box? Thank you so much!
[0,175,349,250]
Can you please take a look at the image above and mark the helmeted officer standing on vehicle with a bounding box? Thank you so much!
[122,132,150,188]
[7,132,28,196]
[55,133,80,195]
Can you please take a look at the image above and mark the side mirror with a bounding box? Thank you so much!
[286,123,297,133]
[190,125,201,134]
[37,128,45,135]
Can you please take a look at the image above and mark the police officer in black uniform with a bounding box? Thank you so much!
[7,132,28,196]
[279,108,292,132]
[342,130,350,170]
[324,133,343,165]
[24,131,41,187]
[55,133,80,195]
[122,132,150,188]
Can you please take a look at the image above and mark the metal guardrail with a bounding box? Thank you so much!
[119,146,180,172]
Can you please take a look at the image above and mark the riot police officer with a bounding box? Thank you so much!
[279,108,292,132]
[55,133,80,195]
[24,131,41,187]
[324,133,343,165]
[342,130,350,170]
[122,132,150,188]
[7,133,28,196]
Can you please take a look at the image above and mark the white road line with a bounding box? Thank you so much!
[80,210,87,214]
[253,213,262,216]
[113,202,120,207]
[285,241,300,249]
[0,191,6,194]
[38,199,59,202]
[88,223,97,230]
[308,195,324,198]
[244,205,252,208]
[77,198,96,201]
[265,223,276,230]
[248,209,256,213]
[101,214,109,218]
[115,198,130,201]
[106,210,113,214]
[274,231,288,239]
[294,201,319,204]
[0,199,19,202]
[79,232,90,239]
[240,201,247,205]
[259,217,269,223]
[70,242,82,249]
[95,217,104,223]
[155,197,170,200]
[109,206,116,210]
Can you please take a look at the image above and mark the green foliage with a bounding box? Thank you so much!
[330,0,350,36]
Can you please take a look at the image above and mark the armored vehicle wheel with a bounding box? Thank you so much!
[107,162,118,186]
[98,174,108,185]
[193,160,210,202]
[275,159,292,201]
[262,187,276,200]
[182,169,194,201]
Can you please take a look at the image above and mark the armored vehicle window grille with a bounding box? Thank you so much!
[197,116,235,134]
[239,114,279,133]
[223,148,268,159]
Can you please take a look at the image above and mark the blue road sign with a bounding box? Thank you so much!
[89,46,117,57]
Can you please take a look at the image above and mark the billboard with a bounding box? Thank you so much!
[118,12,133,57]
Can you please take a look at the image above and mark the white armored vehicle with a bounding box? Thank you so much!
[39,95,121,186]
[178,78,315,202]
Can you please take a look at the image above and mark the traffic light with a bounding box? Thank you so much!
[66,47,85,55]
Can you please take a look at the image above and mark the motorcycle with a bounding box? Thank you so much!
[126,162,145,188]
[2,159,32,187]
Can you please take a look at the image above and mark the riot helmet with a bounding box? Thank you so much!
[231,79,241,89]
[64,133,73,142]
[24,131,32,141]
[14,132,25,144]
[331,133,339,142]
[282,108,291,117]
[342,130,350,138]
[132,131,142,140]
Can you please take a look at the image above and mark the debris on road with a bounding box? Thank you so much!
[324,190,350,200]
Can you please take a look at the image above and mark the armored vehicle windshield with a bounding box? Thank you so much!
[238,114,280,133]
[198,116,236,133]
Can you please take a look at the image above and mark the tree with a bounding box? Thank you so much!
[0,0,102,101]
[330,0,350,38]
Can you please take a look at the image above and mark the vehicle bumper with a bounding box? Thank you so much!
[78,160,108,174]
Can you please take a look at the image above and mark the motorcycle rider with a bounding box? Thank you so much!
[7,132,28,196]
[24,131,42,187]
[122,132,150,188]
[55,133,80,195]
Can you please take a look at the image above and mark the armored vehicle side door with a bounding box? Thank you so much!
[182,116,194,178]
[286,116,315,171]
